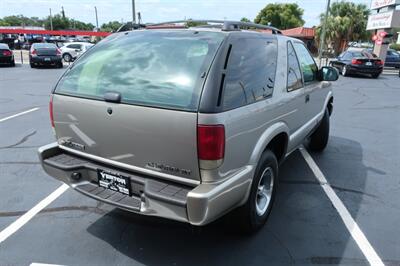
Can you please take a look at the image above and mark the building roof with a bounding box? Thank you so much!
[282,27,315,39]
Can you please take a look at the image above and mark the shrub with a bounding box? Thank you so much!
[390,43,400,51]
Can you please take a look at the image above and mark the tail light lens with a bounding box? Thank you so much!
[3,50,12,56]
[49,95,55,128]
[375,60,384,65]
[197,125,225,165]
[351,59,363,65]
[31,49,37,55]
[56,48,61,56]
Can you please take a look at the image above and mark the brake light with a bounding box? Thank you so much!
[31,49,37,55]
[351,59,363,65]
[49,95,55,128]
[56,48,61,56]
[2,50,12,56]
[197,125,225,162]
[375,60,384,65]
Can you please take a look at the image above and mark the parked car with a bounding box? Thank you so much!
[0,43,15,67]
[365,48,400,68]
[29,43,63,68]
[38,20,338,232]
[60,42,94,62]
[330,48,384,78]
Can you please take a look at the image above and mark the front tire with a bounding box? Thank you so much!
[237,150,278,233]
[341,65,348,76]
[309,109,330,151]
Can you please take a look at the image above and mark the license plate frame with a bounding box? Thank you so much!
[97,169,131,196]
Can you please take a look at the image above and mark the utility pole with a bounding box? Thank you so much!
[61,6,65,19]
[318,0,331,67]
[94,6,99,30]
[49,8,53,31]
[132,0,136,25]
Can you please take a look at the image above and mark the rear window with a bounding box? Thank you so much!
[33,43,57,49]
[55,30,225,111]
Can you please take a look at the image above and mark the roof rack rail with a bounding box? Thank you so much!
[146,20,282,34]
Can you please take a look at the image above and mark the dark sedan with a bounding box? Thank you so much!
[330,49,383,78]
[0,43,15,67]
[29,43,63,68]
[366,48,400,68]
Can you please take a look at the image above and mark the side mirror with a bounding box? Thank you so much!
[318,66,339,81]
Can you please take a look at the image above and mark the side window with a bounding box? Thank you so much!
[293,42,318,83]
[222,38,277,111]
[287,42,303,92]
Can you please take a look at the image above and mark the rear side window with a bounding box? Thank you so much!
[55,31,225,111]
[287,42,303,92]
[67,44,82,49]
[293,42,318,83]
[222,38,277,111]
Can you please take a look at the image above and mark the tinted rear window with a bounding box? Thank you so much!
[55,30,225,111]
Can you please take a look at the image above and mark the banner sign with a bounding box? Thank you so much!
[371,0,400,10]
[367,10,400,30]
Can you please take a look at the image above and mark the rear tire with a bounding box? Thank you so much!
[57,62,63,68]
[309,109,330,152]
[237,150,278,233]
[30,62,35,68]
[371,73,380,79]
[63,53,72,62]
[10,61,15,67]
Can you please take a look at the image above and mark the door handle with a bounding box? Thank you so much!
[305,94,310,103]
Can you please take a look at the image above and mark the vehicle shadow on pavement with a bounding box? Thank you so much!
[86,137,370,265]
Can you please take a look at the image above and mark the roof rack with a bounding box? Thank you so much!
[146,20,282,34]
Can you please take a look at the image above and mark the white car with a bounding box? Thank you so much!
[60,42,94,62]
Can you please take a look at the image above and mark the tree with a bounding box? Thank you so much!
[240,17,251,23]
[254,3,304,30]
[101,21,123,32]
[316,1,370,55]
[44,14,69,30]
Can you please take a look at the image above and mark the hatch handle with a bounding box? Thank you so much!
[104,92,121,103]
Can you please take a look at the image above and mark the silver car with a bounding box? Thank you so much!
[39,20,338,232]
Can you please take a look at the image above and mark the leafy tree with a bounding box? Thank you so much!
[316,1,370,55]
[254,3,304,30]
[185,19,207,28]
[240,17,251,23]
[44,14,69,30]
[0,15,44,27]
[101,21,123,32]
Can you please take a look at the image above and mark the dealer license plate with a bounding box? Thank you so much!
[97,170,131,196]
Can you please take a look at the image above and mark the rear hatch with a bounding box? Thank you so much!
[52,30,225,184]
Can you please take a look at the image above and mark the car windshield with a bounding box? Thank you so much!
[55,30,225,111]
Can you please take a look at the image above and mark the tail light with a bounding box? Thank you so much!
[56,48,61,56]
[2,50,12,56]
[197,125,225,169]
[31,49,37,56]
[49,95,55,128]
[375,60,384,65]
[351,59,363,65]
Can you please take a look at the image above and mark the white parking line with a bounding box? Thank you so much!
[0,184,68,244]
[299,147,384,266]
[31,263,66,266]
[0,107,39,123]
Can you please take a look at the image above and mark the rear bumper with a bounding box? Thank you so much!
[0,56,13,64]
[38,143,253,225]
[30,56,62,64]
[347,65,383,75]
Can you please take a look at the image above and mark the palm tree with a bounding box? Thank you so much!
[316,1,370,55]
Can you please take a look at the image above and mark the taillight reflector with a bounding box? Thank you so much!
[49,95,55,128]
[197,125,225,161]
[3,50,12,56]
[351,59,363,65]
[31,49,37,55]
[375,60,384,65]
[56,48,61,56]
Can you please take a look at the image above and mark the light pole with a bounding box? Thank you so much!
[94,6,99,30]
[49,8,53,31]
[319,0,331,67]
[132,0,136,25]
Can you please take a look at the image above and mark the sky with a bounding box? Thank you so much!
[0,0,371,27]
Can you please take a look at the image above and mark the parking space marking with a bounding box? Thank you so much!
[0,184,68,244]
[30,263,66,266]
[299,147,384,266]
[0,107,39,123]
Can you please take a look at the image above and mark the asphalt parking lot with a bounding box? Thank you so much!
[0,63,399,266]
